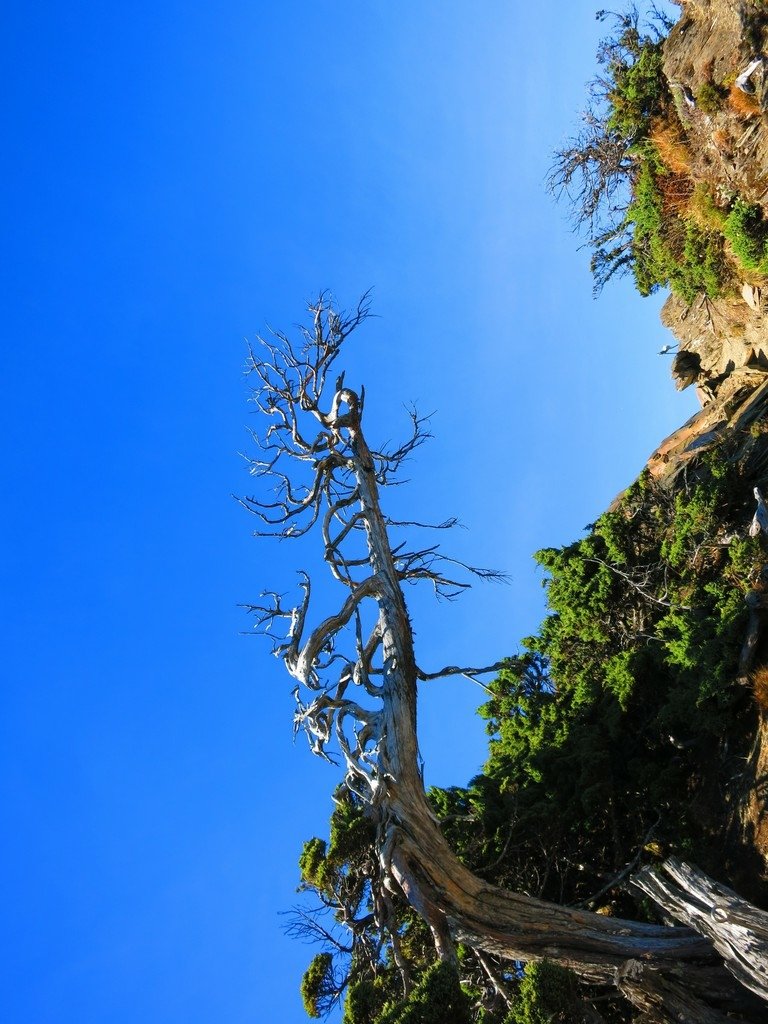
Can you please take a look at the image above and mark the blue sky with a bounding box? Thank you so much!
[2,3,693,1022]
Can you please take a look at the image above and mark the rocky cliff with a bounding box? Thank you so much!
[647,0,767,488]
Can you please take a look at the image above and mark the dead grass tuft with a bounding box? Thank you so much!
[656,169,695,215]
[650,118,693,174]
[712,128,733,155]
[728,84,762,118]
[751,664,768,711]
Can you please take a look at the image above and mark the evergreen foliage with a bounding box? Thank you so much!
[604,26,666,140]
[302,953,337,1019]
[378,963,473,1024]
[510,962,584,1024]
[342,963,473,1024]
[476,457,760,903]
[724,199,768,275]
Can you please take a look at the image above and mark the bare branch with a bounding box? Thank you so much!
[416,661,510,681]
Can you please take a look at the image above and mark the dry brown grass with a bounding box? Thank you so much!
[650,118,693,174]
[712,128,733,155]
[728,84,762,118]
[751,664,768,711]
[699,57,716,80]
[657,169,695,215]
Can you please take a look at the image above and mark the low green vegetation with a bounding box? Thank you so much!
[604,24,667,140]
[628,153,725,302]
[695,81,727,115]
[724,199,768,275]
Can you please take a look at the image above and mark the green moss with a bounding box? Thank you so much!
[688,183,728,232]
[695,81,727,115]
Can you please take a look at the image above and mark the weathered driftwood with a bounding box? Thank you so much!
[633,857,768,1002]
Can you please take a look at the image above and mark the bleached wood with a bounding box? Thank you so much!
[633,857,768,1002]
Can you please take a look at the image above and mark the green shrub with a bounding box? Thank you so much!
[724,199,768,275]
[342,981,381,1024]
[302,953,336,1018]
[607,39,666,140]
[376,963,472,1024]
[299,837,331,891]
[628,158,724,301]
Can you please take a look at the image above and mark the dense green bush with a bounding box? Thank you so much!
[342,964,473,1024]
[628,155,724,302]
[377,963,473,1024]
[606,36,666,140]
[724,199,768,274]
[476,455,760,908]
[301,953,336,1019]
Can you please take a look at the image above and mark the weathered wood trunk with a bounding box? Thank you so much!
[633,858,768,1002]
[337,389,766,1023]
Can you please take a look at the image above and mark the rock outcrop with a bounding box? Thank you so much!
[641,0,768,486]
[656,0,768,405]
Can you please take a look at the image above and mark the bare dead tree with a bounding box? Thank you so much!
[243,295,767,1023]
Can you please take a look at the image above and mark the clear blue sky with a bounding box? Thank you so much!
[2,3,692,1022]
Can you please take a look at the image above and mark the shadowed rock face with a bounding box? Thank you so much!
[656,0,768,403]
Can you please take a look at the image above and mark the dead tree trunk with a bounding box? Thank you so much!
[242,297,768,1023]
[632,858,768,1002]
